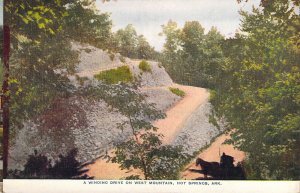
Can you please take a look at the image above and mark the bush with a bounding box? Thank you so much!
[169,87,185,97]
[209,89,216,101]
[8,149,93,179]
[138,60,151,72]
[94,66,133,84]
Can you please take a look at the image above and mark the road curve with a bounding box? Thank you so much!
[85,84,209,179]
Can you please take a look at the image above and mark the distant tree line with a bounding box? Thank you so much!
[110,24,159,60]
[159,21,225,88]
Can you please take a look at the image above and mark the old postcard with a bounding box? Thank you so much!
[1,0,299,192]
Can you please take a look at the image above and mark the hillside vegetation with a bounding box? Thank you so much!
[94,66,133,84]
[159,1,300,180]
[139,60,152,72]
[169,87,185,97]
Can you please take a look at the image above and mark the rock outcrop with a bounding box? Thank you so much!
[8,43,224,172]
[8,43,180,170]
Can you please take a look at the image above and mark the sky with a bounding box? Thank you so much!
[0,0,260,50]
[96,0,260,51]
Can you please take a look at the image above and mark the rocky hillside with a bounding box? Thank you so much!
[8,43,180,170]
[8,43,223,171]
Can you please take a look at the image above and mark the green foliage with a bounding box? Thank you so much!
[10,36,78,128]
[7,1,114,131]
[6,1,153,134]
[211,0,300,179]
[169,87,185,97]
[160,20,225,88]
[94,66,133,84]
[114,24,138,58]
[113,138,190,180]
[113,24,158,60]
[136,35,159,60]
[63,1,113,50]
[159,0,299,180]
[138,60,152,72]
[6,0,113,48]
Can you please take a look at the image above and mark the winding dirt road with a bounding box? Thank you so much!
[86,84,209,179]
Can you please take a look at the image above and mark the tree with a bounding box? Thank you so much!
[112,24,157,60]
[201,27,225,87]
[136,35,158,60]
[160,20,225,87]
[63,1,113,49]
[7,0,114,131]
[114,24,139,58]
[160,20,182,54]
[113,134,189,180]
[179,21,206,85]
[181,21,205,58]
[211,0,300,179]
[5,0,70,46]
[10,34,78,128]
[160,20,185,84]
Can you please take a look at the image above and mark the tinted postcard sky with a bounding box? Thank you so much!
[96,0,260,50]
[0,0,260,49]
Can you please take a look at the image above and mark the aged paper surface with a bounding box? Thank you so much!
[1,0,300,192]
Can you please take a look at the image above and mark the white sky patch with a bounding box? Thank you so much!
[96,0,260,51]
